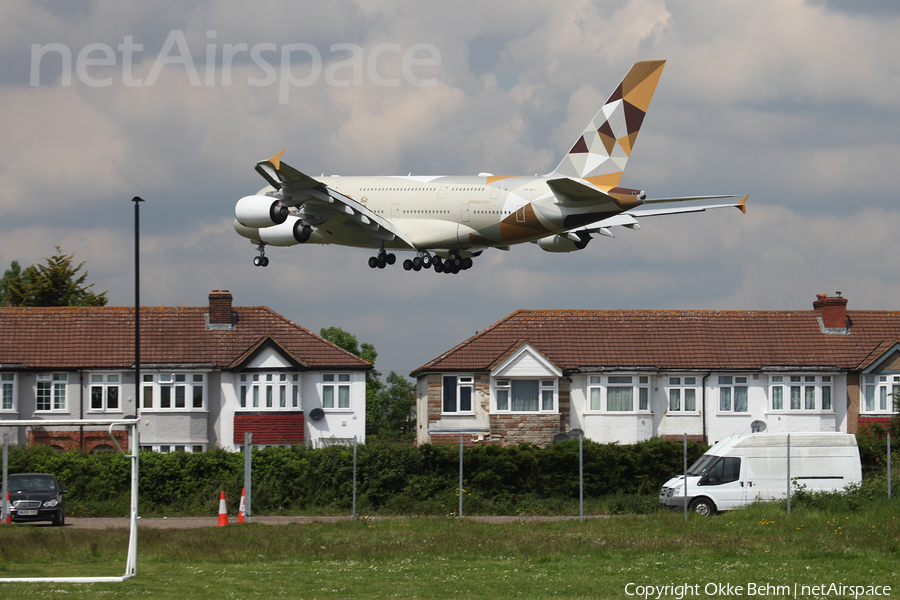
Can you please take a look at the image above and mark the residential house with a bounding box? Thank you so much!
[412,294,899,446]
[0,291,370,451]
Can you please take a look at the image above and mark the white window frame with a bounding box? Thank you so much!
[862,374,899,414]
[717,375,749,413]
[321,373,351,410]
[142,444,206,453]
[492,378,558,414]
[1,373,16,412]
[89,373,122,413]
[141,372,207,412]
[239,372,301,411]
[442,375,475,414]
[769,374,834,413]
[665,375,700,414]
[36,373,67,412]
[586,374,650,413]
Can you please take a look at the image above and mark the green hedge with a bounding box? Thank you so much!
[3,438,708,516]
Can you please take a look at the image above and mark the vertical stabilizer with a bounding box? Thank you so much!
[551,60,665,190]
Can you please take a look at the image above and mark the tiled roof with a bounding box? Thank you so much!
[411,308,900,375]
[0,305,371,371]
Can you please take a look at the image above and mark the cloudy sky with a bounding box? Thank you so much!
[1,0,898,376]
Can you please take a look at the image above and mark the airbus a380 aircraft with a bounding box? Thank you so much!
[234,60,748,274]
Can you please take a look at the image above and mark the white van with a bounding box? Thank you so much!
[659,432,862,515]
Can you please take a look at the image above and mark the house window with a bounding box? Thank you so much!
[863,374,899,413]
[494,379,557,413]
[667,376,699,413]
[239,373,301,410]
[36,373,67,411]
[90,374,121,412]
[322,374,350,409]
[718,376,748,413]
[1,374,15,411]
[443,375,474,413]
[587,375,649,412]
[141,373,206,411]
[770,374,834,413]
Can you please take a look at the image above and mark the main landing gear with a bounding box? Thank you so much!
[253,242,269,267]
[368,249,397,269]
[401,252,473,274]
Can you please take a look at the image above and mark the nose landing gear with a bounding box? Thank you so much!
[253,243,269,267]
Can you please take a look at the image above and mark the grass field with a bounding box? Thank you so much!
[0,502,897,599]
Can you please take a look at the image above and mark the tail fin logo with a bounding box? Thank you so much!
[552,60,665,190]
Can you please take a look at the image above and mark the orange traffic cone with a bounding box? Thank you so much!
[237,488,246,523]
[217,491,229,526]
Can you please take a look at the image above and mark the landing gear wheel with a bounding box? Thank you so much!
[689,497,717,517]
[433,262,444,273]
[253,256,269,267]
[377,256,387,269]
[368,256,379,269]
[403,259,413,271]
[386,253,396,265]
[422,255,432,269]
[462,258,473,270]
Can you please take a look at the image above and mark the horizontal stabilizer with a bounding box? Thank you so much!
[546,178,617,205]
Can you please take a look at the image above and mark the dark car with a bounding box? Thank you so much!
[7,473,67,526]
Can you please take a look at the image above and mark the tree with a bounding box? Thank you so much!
[2,246,107,307]
[320,326,416,443]
[0,260,25,307]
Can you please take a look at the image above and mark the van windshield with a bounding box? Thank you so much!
[686,454,718,476]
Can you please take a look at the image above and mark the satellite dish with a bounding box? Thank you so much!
[553,432,571,443]
[309,408,325,422]
[750,420,766,433]
[569,428,584,438]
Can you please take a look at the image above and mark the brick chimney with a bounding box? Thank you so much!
[209,290,233,325]
[813,292,848,331]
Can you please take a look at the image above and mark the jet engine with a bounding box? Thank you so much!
[536,232,591,253]
[235,195,289,228]
[257,216,313,246]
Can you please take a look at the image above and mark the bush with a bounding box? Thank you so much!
[2,438,708,517]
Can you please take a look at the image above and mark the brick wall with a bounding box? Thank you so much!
[28,429,129,452]
[234,412,304,444]
[489,413,561,446]
[847,372,860,434]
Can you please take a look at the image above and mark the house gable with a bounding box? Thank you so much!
[860,342,900,374]
[229,337,308,372]
[491,342,562,378]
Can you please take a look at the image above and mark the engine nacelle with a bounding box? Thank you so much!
[235,195,289,228]
[536,233,591,253]
[257,216,313,247]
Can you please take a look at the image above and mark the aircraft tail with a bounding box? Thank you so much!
[550,60,665,190]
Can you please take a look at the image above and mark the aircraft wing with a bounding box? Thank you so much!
[569,195,748,238]
[256,150,416,249]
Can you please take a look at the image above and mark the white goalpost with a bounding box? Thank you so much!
[0,418,140,583]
